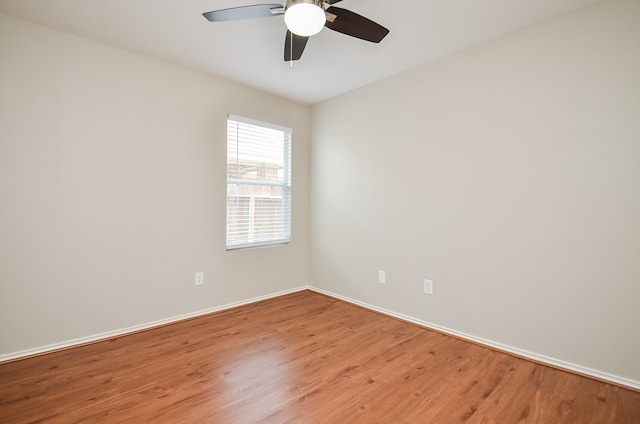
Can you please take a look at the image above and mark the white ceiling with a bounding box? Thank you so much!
[0,0,600,105]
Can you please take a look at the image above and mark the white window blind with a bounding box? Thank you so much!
[226,115,292,250]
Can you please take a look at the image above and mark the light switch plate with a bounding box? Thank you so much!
[424,279,433,295]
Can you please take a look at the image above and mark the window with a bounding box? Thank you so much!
[226,115,292,250]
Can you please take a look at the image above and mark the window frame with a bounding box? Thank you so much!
[225,114,292,250]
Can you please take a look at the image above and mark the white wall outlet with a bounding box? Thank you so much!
[195,272,204,286]
[424,279,433,295]
[378,270,386,284]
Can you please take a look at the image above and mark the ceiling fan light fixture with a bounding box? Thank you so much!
[284,0,326,37]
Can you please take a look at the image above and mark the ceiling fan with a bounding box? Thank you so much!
[203,0,389,62]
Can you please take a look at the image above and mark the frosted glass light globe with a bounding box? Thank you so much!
[284,1,326,37]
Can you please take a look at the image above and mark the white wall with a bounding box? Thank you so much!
[0,14,310,356]
[310,0,640,386]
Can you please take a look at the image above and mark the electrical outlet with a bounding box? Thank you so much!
[195,272,204,286]
[378,270,386,284]
[424,279,433,295]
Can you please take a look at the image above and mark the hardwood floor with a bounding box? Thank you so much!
[0,290,638,423]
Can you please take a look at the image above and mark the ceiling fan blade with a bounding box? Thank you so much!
[284,30,309,61]
[324,6,389,43]
[325,0,343,4]
[203,4,284,22]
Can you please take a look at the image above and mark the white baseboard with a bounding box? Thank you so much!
[0,286,309,363]
[2,284,638,391]
[308,286,640,391]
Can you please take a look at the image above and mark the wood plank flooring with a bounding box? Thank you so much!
[0,290,638,423]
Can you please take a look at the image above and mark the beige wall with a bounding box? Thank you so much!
[0,14,310,355]
[310,0,640,385]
